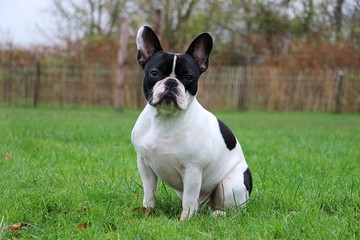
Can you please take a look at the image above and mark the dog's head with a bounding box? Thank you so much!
[136,26,213,114]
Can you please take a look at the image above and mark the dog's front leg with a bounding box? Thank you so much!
[137,156,158,208]
[180,166,202,220]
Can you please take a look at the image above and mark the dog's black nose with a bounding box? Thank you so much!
[165,78,178,89]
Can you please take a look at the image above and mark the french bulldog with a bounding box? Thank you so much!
[131,26,252,220]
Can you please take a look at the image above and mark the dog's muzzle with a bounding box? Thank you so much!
[150,78,188,111]
[162,78,178,102]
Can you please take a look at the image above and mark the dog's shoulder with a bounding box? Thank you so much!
[201,108,237,151]
[216,118,237,150]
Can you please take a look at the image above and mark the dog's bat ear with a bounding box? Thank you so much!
[185,33,213,73]
[136,26,163,68]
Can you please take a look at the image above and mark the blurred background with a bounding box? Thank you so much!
[1,0,359,112]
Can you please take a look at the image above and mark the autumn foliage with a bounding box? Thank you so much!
[1,0,359,69]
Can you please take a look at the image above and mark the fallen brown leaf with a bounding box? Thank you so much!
[77,223,89,230]
[9,223,26,231]
[78,207,89,212]
[133,206,152,215]
[3,152,11,160]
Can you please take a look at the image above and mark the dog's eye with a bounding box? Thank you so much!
[149,70,159,78]
[184,74,194,82]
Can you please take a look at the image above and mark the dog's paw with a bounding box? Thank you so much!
[212,210,226,217]
[180,209,196,220]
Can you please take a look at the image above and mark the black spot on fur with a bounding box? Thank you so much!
[217,119,236,150]
[243,168,252,195]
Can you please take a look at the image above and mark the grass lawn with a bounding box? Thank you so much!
[0,107,359,239]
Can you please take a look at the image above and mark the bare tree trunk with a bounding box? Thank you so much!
[154,7,162,37]
[114,16,128,111]
[335,0,344,42]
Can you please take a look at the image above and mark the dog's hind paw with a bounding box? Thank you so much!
[212,210,226,217]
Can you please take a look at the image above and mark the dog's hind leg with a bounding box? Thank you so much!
[211,164,251,211]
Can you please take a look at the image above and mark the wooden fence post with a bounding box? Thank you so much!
[335,69,343,113]
[238,66,248,110]
[34,61,41,107]
[3,67,11,103]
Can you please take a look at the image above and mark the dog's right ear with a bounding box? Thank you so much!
[136,26,163,68]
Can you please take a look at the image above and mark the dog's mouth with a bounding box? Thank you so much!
[152,89,180,108]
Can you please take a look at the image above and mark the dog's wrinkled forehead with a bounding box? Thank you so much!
[144,52,175,75]
[145,52,201,79]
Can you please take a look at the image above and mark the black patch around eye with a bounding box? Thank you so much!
[217,119,236,150]
[243,168,252,195]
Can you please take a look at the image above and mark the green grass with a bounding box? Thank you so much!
[0,107,359,239]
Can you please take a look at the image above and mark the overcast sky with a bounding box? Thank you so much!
[0,0,51,47]
[1,0,358,48]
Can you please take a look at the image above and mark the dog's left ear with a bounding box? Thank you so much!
[136,26,163,68]
[185,33,213,72]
